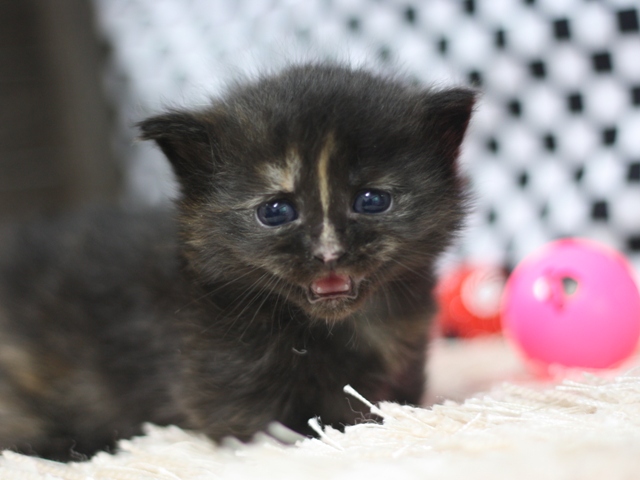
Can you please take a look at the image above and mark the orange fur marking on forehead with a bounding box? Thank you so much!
[315,133,343,260]
[317,133,335,219]
[261,148,302,193]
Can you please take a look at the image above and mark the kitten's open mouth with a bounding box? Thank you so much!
[307,273,357,303]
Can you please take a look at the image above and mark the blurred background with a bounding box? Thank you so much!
[2,0,640,273]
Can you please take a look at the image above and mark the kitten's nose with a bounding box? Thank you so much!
[313,245,344,264]
[312,221,345,264]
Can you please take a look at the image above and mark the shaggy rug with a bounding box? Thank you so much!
[1,338,639,480]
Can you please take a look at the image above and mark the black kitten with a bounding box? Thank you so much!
[0,63,475,461]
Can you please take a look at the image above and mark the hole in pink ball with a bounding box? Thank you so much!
[561,277,578,296]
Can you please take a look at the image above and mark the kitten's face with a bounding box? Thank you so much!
[140,65,475,321]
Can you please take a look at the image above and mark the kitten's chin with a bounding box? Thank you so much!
[304,297,364,321]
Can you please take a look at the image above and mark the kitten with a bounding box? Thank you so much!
[0,63,475,461]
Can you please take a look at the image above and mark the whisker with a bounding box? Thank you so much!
[263,274,290,340]
[387,256,432,281]
[176,267,262,313]
[239,274,283,341]
[373,270,393,317]
[223,271,272,319]
[229,278,271,316]
[205,271,272,337]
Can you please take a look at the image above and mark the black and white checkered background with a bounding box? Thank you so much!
[93,0,640,273]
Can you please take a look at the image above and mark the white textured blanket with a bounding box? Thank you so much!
[2,339,639,480]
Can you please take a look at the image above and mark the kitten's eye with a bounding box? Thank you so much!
[353,189,392,214]
[256,200,298,227]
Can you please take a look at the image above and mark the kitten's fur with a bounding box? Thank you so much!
[0,64,475,461]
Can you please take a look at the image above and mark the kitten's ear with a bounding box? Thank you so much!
[137,111,215,195]
[422,88,477,160]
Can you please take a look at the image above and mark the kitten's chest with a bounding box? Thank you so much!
[352,278,433,363]
[287,302,428,381]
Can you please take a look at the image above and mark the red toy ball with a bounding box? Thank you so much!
[435,264,506,338]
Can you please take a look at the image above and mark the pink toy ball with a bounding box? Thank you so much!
[501,238,640,370]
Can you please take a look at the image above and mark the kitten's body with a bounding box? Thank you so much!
[0,64,475,461]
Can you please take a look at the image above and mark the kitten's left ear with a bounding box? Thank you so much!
[137,111,216,196]
[421,88,477,159]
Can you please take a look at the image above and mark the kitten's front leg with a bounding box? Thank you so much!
[386,340,428,406]
[356,276,434,407]
[177,336,290,441]
[179,321,377,441]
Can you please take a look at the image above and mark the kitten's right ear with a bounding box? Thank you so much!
[137,111,215,196]
[422,88,478,161]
